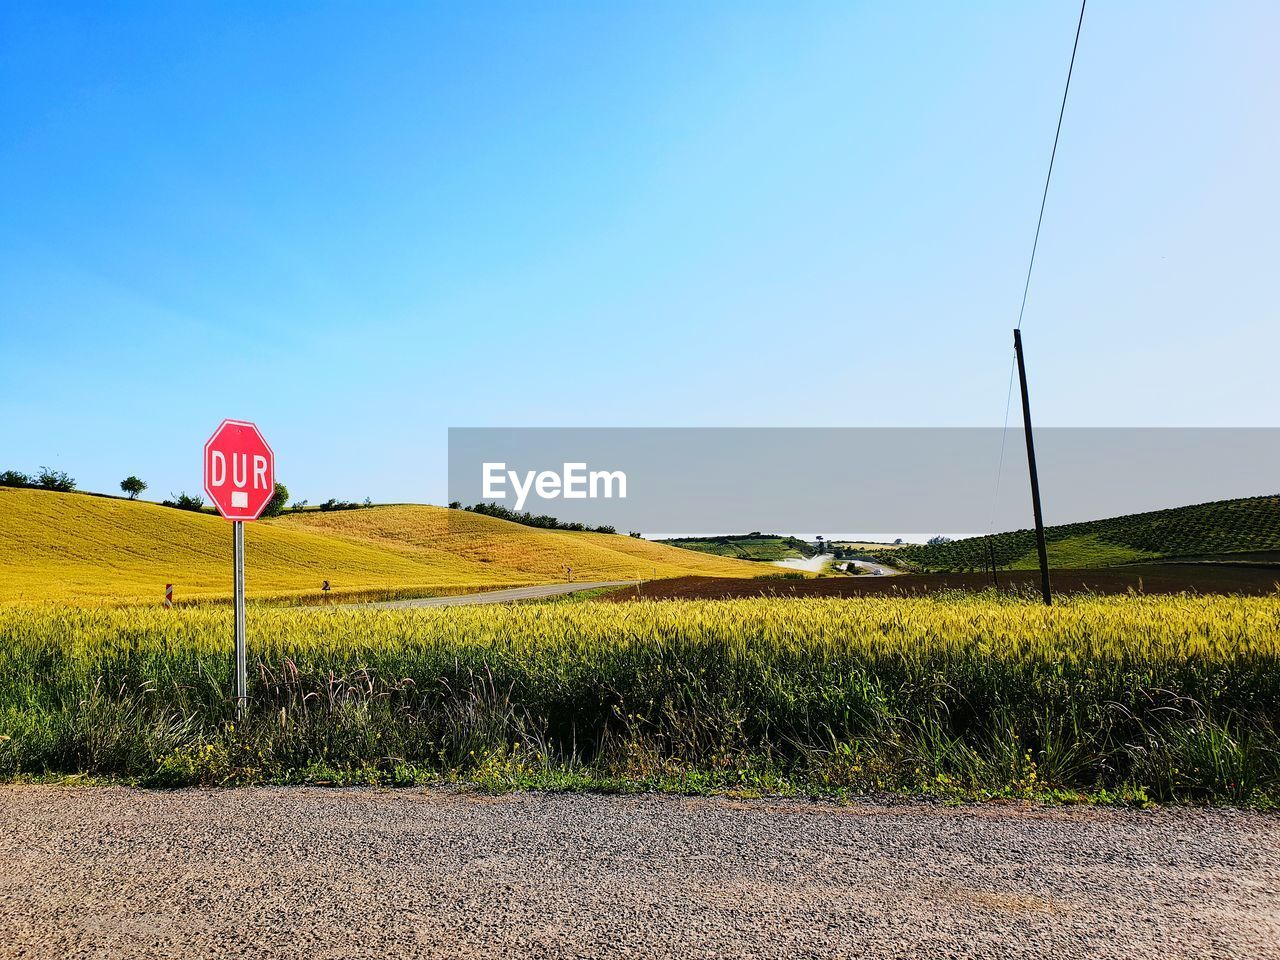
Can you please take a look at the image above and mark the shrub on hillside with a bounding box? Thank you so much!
[35,467,75,492]
[162,491,205,511]
[1,467,76,492]
[318,498,365,511]
[262,482,289,517]
[464,501,616,534]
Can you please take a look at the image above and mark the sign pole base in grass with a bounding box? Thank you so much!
[233,520,246,717]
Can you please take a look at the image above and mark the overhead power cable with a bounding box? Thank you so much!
[989,0,1088,535]
[1016,0,1088,331]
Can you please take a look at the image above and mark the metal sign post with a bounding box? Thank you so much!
[233,521,247,715]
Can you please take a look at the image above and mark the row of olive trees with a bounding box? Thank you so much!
[2,467,294,517]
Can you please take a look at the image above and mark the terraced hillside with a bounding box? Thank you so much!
[0,489,766,604]
[873,495,1280,573]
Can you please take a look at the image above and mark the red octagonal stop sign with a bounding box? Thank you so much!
[203,419,275,521]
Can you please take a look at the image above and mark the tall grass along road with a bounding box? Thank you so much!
[1,787,1276,959]
[3,595,1278,803]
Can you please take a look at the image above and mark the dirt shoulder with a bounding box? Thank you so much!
[2,786,1277,959]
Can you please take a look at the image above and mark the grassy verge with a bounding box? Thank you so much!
[1,596,1277,805]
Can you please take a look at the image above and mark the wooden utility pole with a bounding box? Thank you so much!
[1013,329,1052,606]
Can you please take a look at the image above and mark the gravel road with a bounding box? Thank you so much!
[1,787,1277,959]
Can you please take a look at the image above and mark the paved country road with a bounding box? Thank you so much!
[340,580,638,610]
[1,787,1277,959]
[775,554,902,577]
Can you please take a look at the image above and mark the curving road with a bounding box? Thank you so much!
[844,559,901,577]
[342,580,638,610]
[774,554,902,577]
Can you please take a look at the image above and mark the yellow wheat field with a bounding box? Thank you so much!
[8,593,1279,664]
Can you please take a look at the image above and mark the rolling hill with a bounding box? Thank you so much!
[274,505,773,583]
[0,489,768,604]
[872,495,1280,573]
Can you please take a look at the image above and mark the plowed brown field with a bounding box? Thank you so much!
[603,564,1280,600]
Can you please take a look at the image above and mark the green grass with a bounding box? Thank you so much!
[1007,534,1159,569]
[875,495,1280,572]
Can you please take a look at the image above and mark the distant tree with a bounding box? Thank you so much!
[262,482,289,518]
[291,499,309,511]
[363,496,373,507]
[120,476,147,499]
[36,467,75,492]
[448,501,462,510]
[927,535,953,546]
[0,470,33,488]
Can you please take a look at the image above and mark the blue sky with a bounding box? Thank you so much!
[2,1,1276,505]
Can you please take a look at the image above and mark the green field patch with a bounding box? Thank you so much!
[1008,535,1159,570]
